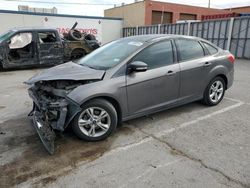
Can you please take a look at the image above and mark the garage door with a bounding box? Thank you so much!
[152,11,172,24]
[180,13,197,20]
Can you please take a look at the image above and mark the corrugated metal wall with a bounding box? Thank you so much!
[123,16,250,59]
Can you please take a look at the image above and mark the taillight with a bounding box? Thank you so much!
[228,54,235,64]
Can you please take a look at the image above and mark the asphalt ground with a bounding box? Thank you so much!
[0,59,249,188]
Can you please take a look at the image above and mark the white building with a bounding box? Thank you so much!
[18,5,58,14]
[0,9,123,44]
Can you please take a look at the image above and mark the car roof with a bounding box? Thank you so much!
[9,27,58,33]
[121,34,205,43]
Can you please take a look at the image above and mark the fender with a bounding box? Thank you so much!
[0,44,8,69]
[206,64,229,87]
[67,76,128,117]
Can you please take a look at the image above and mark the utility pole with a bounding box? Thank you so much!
[161,6,164,25]
[208,0,211,8]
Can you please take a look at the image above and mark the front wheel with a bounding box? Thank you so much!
[202,77,226,106]
[0,61,3,71]
[72,99,118,141]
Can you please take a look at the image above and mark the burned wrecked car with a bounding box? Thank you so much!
[0,25,99,70]
[26,35,234,154]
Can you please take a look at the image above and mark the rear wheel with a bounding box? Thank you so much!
[72,99,118,141]
[202,77,226,106]
[0,61,3,71]
[70,49,86,60]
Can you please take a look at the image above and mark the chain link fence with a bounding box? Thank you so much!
[123,17,250,59]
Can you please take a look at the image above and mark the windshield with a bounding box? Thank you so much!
[77,39,144,70]
[0,30,15,42]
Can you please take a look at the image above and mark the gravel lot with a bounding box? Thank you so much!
[0,59,249,188]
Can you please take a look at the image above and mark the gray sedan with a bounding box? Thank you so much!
[26,34,234,154]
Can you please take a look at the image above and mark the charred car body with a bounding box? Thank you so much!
[26,35,234,154]
[0,24,99,70]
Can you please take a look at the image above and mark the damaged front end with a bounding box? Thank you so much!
[27,80,87,154]
[25,62,105,154]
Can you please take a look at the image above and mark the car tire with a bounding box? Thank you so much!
[72,99,118,141]
[69,29,84,41]
[202,77,226,106]
[0,61,3,71]
[85,34,96,41]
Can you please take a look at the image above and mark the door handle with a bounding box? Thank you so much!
[204,62,211,67]
[166,70,176,76]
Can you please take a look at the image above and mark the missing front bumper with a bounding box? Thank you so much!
[28,87,81,154]
[28,88,68,154]
[32,110,56,155]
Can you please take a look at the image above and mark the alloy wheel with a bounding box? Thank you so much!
[209,80,224,103]
[78,107,111,138]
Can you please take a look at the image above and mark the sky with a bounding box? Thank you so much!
[0,0,249,16]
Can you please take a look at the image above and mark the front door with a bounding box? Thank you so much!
[37,31,63,65]
[126,40,180,115]
[6,32,37,68]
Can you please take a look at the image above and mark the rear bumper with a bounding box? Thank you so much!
[227,68,234,89]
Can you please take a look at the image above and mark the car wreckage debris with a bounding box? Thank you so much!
[32,110,56,154]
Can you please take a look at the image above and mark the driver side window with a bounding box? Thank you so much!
[9,32,32,49]
[8,32,33,61]
[133,40,174,70]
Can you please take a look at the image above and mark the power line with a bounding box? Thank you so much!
[2,0,117,6]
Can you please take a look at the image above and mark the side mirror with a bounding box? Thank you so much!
[6,40,11,44]
[129,61,148,72]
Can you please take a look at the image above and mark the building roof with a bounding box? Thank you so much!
[225,5,250,10]
[106,0,227,11]
[0,9,123,20]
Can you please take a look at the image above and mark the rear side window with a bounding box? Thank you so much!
[133,40,173,70]
[38,32,58,43]
[202,42,218,55]
[175,39,205,61]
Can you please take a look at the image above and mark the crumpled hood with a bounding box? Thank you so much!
[25,62,105,84]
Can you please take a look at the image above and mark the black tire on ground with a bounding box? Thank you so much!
[202,76,226,106]
[68,29,84,41]
[72,99,118,141]
[85,34,96,41]
[0,61,3,71]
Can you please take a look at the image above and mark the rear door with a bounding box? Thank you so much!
[175,39,211,100]
[126,40,180,115]
[37,30,63,65]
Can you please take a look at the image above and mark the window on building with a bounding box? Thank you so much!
[133,40,174,69]
[38,32,58,43]
[179,13,197,21]
[175,39,205,61]
[202,41,218,55]
[152,11,173,24]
